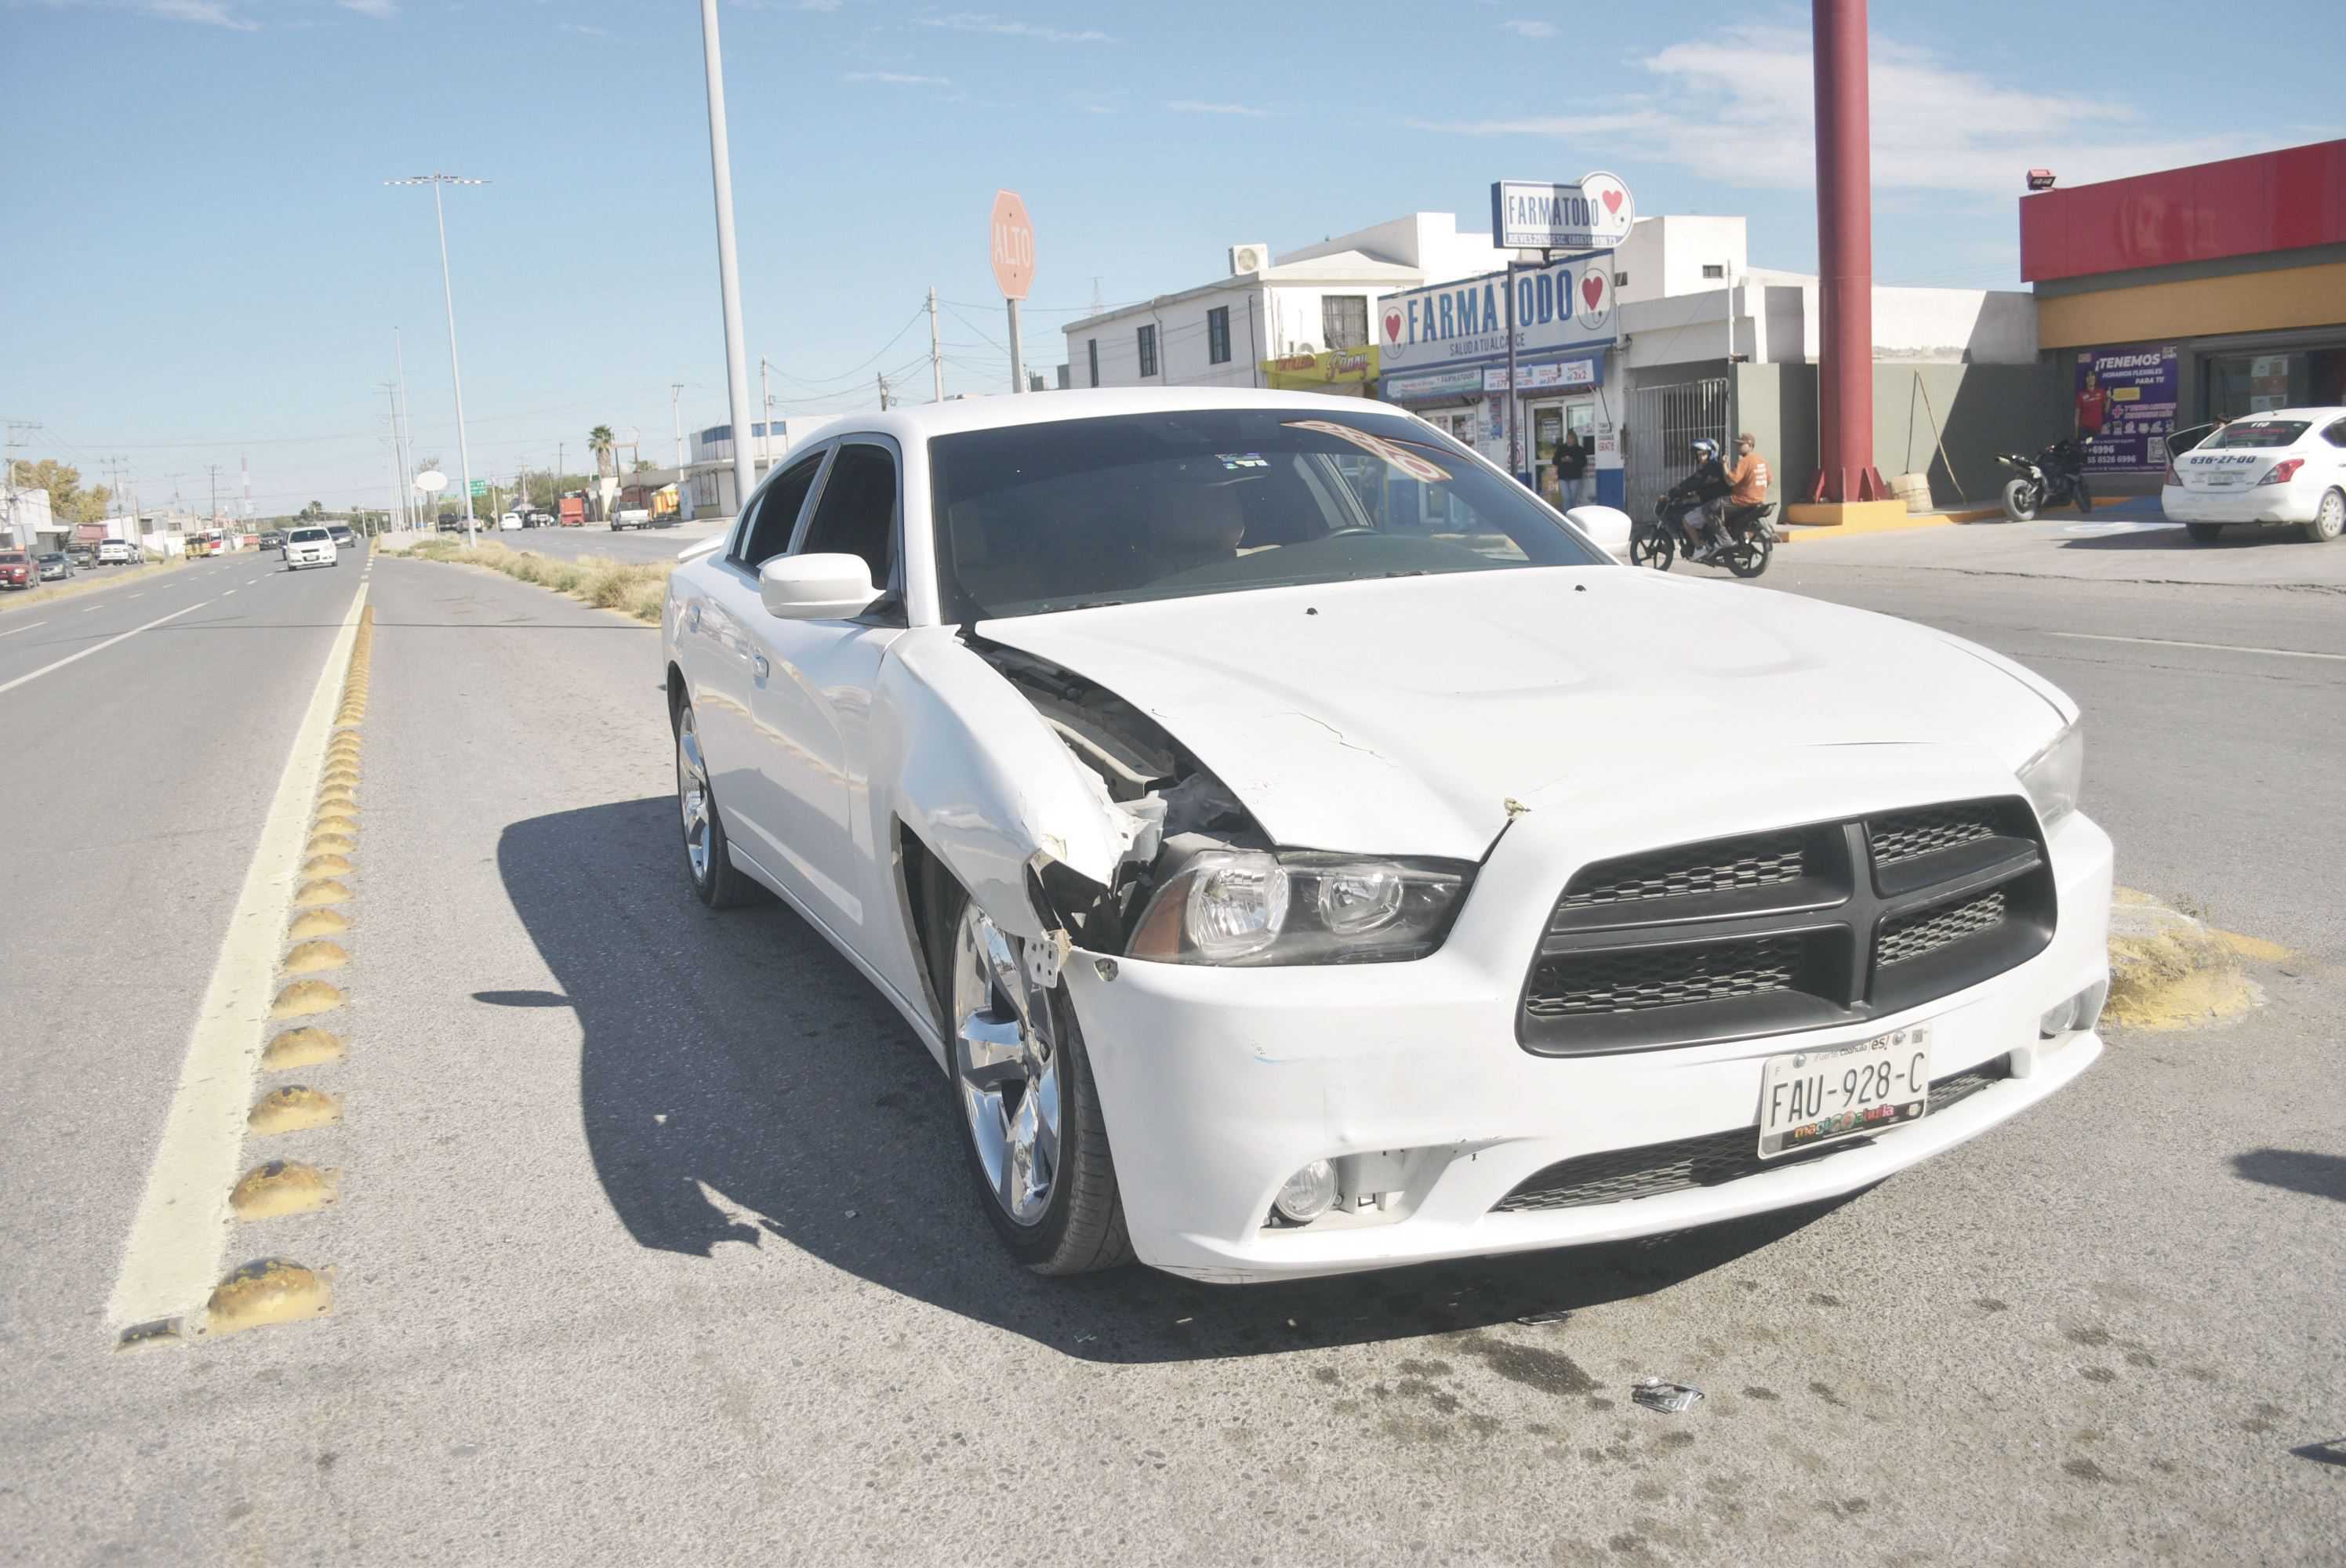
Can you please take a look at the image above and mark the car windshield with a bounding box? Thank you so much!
[0,551,27,563]
[2198,420,2308,450]
[290,528,329,542]
[928,408,1603,620]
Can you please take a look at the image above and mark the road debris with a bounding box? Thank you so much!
[1630,1376,1705,1414]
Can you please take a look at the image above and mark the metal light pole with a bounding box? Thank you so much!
[387,173,488,544]
[699,0,758,517]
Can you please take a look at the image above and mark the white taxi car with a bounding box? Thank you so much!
[281,525,337,570]
[2164,408,2346,543]
[660,390,2110,1283]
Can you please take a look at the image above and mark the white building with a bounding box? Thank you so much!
[684,416,830,517]
[1062,212,1512,393]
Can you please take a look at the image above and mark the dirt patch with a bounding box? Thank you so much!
[2104,890,2281,1032]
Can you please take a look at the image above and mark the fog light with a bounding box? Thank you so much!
[1273,1160,1338,1225]
[2039,978,2110,1039]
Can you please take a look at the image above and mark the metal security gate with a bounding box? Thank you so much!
[1625,378,1729,522]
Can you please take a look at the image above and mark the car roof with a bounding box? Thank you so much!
[777,387,1433,448]
[2225,407,2344,423]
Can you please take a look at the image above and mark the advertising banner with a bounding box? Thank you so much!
[2072,344,2179,474]
[1378,255,1615,379]
[1491,173,1635,251]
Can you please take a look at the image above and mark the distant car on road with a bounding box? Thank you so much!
[437,514,465,533]
[525,512,554,529]
[37,552,72,581]
[96,539,134,564]
[67,544,96,568]
[0,549,33,589]
[499,512,524,532]
[282,526,337,570]
[2165,408,2346,544]
[327,524,358,550]
[611,507,656,531]
[260,531,285,550]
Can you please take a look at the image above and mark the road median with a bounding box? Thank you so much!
[385,537,669,622]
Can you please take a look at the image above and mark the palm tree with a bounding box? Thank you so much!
[588,426,616,521]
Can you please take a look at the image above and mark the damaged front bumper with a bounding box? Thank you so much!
[1062,803,2114,1285]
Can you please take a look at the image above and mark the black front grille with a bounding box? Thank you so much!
[1519,799,2054,1056]
[1527,935,1805,1018]
[1492,1059,2012,1213]
[1556,832,1807,912]
[1879,891,2006,965]
[1869,804,2000,866]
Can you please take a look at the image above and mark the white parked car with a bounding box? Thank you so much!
[281,525,337,570]
[499,511,525,532]
[2163,407,2346,543]
[96,539,134,565]
[660,390,2111,1283]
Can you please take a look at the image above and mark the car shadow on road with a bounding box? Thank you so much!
[2231,1147,2346,1203]
[502,796,1851,1365]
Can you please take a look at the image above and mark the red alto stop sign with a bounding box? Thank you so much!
[990,189,1035,302]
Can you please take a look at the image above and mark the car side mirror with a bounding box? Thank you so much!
[758,552,880,619]
[1563,504,1635,563]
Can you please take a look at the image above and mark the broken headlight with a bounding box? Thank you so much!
[1125,850,1472,966]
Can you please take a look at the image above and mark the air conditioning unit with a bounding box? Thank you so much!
[1229,244,1266,275]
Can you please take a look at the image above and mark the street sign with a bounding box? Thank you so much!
[1492,172,1636,252]
[990,190,1035,301]
[468,479,488,498]
[415,469,448,494]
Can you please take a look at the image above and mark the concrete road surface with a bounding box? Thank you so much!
[482,517,729,565]
[2,536,2340,1566]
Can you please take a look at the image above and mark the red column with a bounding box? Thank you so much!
[1808,0,1887,503]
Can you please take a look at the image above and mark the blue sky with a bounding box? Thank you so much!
[3,0,2339,514]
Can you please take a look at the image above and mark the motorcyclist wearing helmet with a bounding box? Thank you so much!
[1666,438,1733,558]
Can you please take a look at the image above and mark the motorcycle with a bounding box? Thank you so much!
[1996,437,2094,521]
[1629,492,1777,579]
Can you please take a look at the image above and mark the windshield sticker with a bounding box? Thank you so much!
[1282,420,1451,484]
[1215,452,1269,470]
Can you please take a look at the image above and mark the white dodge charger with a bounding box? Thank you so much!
[661,390,2110,1283]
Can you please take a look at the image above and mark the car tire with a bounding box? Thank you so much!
[2303,489,2345,545]
[2185,523,2224,544]
[2002,477,2039,522]
[672,698,756,909]
[933,885,1132,1276]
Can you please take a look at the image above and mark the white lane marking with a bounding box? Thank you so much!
[0,619,46,637]
[0,601,211,697]
[82,605,103,613]
[129,593,143,600]
[2047,630,2346,663]
[107,586,367,1330]
[223,589,238,597]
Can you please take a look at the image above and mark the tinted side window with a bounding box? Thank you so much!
[2324,419,2346,448]
[797,444,898,588]
[736,453,825,568]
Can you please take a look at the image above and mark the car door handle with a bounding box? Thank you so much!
[753,654,769,681]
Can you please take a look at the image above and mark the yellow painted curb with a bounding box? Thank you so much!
[286,908,350,939]
[281,940,349,974]
[270,978,344,1017]
[293,877,353,907]
[303,853,353,877]
[230,1160,339,1219]
[261,1026,345,1070]
[305,832,357,856]
[203,1258,332,1334]
[249,1085,342,1134]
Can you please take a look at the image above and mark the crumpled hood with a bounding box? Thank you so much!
[976,568,2069,860]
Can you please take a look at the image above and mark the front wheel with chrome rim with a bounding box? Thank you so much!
[942,893,1130,1274]
[674,697,756,908]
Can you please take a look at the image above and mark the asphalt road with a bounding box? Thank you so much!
[2,525,2339,1566]
[430,517,728,564]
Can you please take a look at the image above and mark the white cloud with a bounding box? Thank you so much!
[798,0,842,9]
[845,70,950,85]
[1501,19,1554,38]
[1411,25,2270,197]
[339,0,397,16]
[141,0,259,27]
[916,10,1108,43]
[1168,99,1267,118]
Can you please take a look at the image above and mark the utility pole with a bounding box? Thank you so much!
[928,287,943,401]
[2,421,39,550]
[208,463,221,524]
[876,372,890,411]
[698,0,758,518]
[670,382,686,474]
[386,172,489,543]
[381,383,406,532]
[394,327,418,529]
[760,356,772,426]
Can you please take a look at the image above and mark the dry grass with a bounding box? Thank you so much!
[0,551,194,615]
[389,537,670,624]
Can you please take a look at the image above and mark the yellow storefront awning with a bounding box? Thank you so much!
[1260,346,1380,391]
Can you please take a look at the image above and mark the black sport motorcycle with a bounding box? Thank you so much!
[1996,437,2094,521]
[1629,490,1777,578]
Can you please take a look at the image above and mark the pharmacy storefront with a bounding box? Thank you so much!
[1375,253,1621,506]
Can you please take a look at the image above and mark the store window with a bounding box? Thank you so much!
[1207,306,1232,365]
[1323,296,1368,350]
[1087,339,1099,387]
[2203,348,2346,420]
[1137,324,1158,379]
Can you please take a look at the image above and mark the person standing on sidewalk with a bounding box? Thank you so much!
[1555,432,1589,508]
